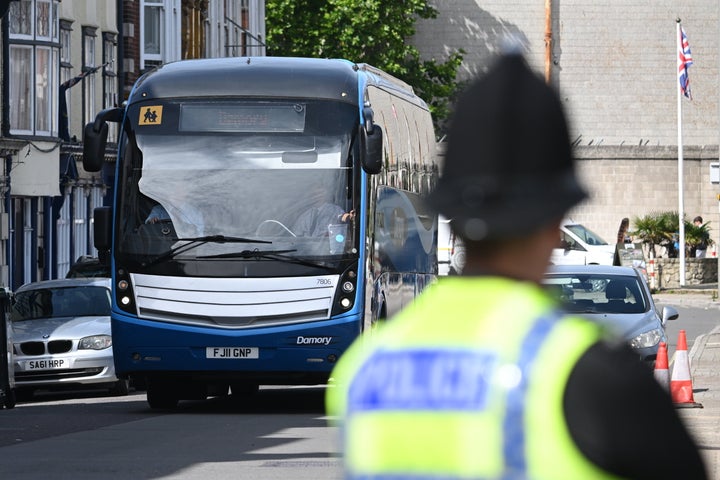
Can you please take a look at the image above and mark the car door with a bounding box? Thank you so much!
[550,230,588,265]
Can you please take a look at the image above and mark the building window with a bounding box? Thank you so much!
[223,0,249,57]
[23,199,33,283]
[182,0,207,59]
[82,26,97,127]
[142,0,164,68]
[73,186,87,262]
[56,190,71,277]
[59,19,73,141]
[102,32,118,142]
[7,0,60,137]
[60,20,73,99]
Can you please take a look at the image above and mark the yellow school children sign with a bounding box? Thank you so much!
[139,106,163,125]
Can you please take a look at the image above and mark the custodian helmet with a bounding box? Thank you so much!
[428,53,587,241]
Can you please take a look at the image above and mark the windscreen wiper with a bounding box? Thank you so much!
[199,248,335,271]
[143,235,271,267]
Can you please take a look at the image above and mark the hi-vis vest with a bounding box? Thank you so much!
[326,277,623,480]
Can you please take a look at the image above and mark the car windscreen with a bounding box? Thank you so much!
[11,286,111,321]
[543,273,647,314]
[564,224,609,246]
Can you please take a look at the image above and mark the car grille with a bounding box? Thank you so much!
[18,340,73,356]
[15,367,104,382]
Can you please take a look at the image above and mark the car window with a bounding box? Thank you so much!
[543,274,647,314]
[11,286,111,321]
[564,224,609,246]
[66,258,110,278]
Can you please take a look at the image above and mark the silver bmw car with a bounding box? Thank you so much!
[11,277,128,399]
[543,265,679,365]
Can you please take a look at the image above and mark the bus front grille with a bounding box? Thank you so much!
[130,273,339,329]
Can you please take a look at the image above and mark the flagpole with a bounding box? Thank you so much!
[677,19,686,286]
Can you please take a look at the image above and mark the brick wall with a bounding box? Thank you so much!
[420,2,720,259]
[436,143,720,263]
[569,145,720,247]
[414,1,718,146]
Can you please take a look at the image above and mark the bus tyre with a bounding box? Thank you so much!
[230,382,259,397]
[147,381,179,409]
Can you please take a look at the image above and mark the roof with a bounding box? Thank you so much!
[15,277,111,293]
[130,57,361,104]
[545,264,638,276]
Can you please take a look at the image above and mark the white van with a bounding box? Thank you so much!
[550,220,615,266]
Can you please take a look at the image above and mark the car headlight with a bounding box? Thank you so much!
[629,329,663,349]
[79,335,113,350]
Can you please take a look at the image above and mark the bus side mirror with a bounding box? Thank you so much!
[83,108,123,172]
[93,206,113,262]
[360,124,383,175]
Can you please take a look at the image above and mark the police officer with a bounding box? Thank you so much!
[326,53,707,479]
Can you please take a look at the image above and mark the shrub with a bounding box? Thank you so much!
[632,211,712,258]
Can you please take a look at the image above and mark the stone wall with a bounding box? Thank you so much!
[653,258,718,289]
[418,2,720,255]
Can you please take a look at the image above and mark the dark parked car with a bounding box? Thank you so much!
[66,256,110,278]
[543,265,678,364]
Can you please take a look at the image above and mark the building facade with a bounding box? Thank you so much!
[413,1,720,247]
[0,0,266,291]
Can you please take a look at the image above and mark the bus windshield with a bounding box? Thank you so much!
[117,101,359,264]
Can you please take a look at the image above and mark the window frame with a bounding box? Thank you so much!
[141,0,164,68]
[7,0,60,137]
[102,32,118,142]
[81,25,97,128]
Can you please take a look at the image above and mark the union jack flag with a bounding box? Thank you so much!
[678,26,693,100]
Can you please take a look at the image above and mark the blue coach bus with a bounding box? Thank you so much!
[83,57,438,408]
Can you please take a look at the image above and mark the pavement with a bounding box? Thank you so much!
[653,287,720,478]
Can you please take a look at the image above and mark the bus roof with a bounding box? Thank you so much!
[131,57,368,104]
[130,57,427,110]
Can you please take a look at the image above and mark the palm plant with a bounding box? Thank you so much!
[632,212,676,258]
[686,220,713,257]
[632,211,712,258]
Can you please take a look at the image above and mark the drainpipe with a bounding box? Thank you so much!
[544,0,552,84]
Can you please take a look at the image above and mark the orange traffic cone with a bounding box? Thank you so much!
[653,341,670,391]
[670,330,703,408]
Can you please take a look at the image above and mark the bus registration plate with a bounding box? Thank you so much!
[206,347,259,359]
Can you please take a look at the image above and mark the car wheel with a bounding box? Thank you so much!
[110,378,130,396]
[146,381,179,409]
[14,388,34,402]
[2,389,16,409]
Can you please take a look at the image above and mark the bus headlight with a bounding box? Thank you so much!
[331,267,357,315]
[115,266,138,315]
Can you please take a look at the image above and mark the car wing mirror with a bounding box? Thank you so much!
[661,305,679,325]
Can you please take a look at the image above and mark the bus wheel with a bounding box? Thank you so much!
[230,382,259,397]
[147,381,179,409]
